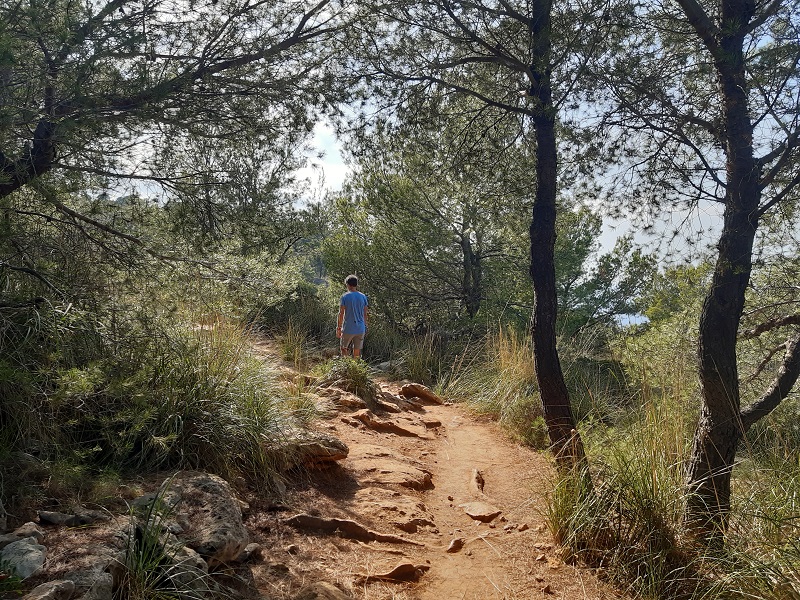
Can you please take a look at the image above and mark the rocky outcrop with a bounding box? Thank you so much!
[343,409,432,438]
[154,471,249,568]
[11,470,259,599]
[0,522,44,551]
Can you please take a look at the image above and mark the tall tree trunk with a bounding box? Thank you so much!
[681,0,760,537]
[527,0,586,471]
[460,234,482,318]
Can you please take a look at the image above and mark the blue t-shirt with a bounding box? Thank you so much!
[340,291,368,335]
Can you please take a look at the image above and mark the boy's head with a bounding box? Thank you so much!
[345,275,358,288]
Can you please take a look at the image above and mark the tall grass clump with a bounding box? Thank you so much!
[278,320,310,367]
[545,391,700,599]
[112,318,295,485]
[359,319,405,364]
[444,328,548,448]
[547,323,800,599]
[545,326,699,597]
[707,457,800,598]
[399,332,449,385]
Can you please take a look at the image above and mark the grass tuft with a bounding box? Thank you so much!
[316,357,379,406]
[444,328,548,448]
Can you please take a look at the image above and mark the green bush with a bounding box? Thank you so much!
[252,281,335,341]
[0,296,305,519]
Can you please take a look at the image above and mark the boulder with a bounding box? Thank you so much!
[294,582,352,599]
[0,522,45,551]
[1,536,46,578]
[155,472,248,568]
[398,383,443,405]
[13,522,45,542]
[0,533,22,550]
[21,580,75,600]
[162,544,210,593]
[286,431,349,467]
[76,572,112,600]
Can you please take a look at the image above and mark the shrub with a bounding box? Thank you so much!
[0,297,305,520]
[252,281,335,341]
[316,357,379,406]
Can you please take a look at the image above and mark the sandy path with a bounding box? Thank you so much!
[278,386,620,600]
[246,340,620,599]
[414,405,548,598]
[409,403,611,600]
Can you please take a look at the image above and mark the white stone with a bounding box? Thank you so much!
[1,536,46,579]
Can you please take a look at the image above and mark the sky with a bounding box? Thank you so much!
[298,123,349,194]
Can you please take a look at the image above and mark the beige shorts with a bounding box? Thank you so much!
[340,332,365,351]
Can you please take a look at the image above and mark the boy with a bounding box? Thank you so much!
[337,275,369,358]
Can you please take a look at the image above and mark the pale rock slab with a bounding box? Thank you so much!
[1,536,46,578]
[459,501,502,523]
[20,580,75,600]
[347,445,434,490]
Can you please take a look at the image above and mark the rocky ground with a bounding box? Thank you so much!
[3,337,625,600]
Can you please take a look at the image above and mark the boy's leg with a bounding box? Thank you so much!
[341,333,355,356]
[352,334,364,359]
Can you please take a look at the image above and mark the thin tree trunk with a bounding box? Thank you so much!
[0,120,56,199]
[682,0,760,537]
[527,0,586,472]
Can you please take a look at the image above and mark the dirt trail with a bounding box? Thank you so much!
[251,343,622,600]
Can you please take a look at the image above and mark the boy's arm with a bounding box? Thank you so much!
[364,305,369,332]
[337,305,345,338]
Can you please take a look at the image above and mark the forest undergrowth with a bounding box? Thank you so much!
[2,274,800,600]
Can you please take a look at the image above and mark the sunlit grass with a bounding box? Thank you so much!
[443,328,548,448]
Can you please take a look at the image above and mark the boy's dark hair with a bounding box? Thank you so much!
[345,275,359,287]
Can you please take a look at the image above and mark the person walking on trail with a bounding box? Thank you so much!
[337,274,369,358]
